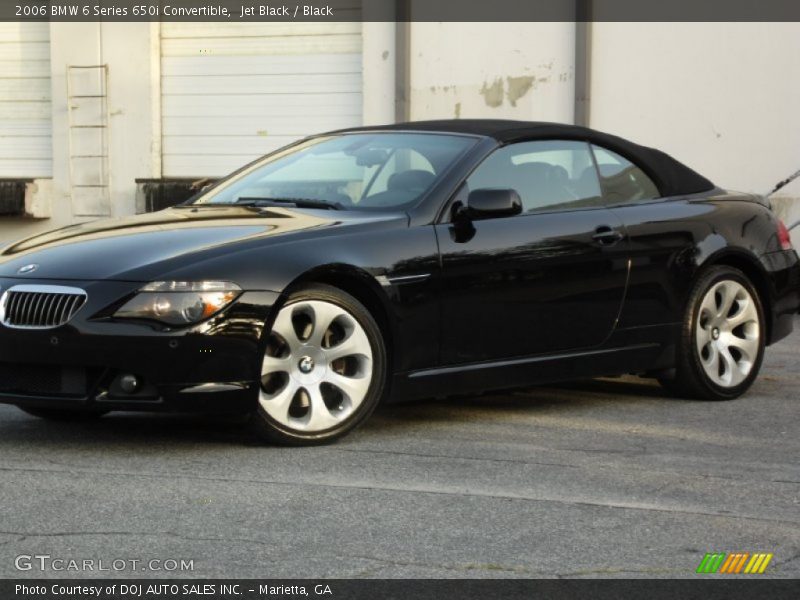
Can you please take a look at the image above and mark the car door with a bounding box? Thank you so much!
[435,140,630,365]
[589,144,704,329]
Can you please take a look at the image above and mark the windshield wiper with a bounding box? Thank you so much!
[234,197,344,210]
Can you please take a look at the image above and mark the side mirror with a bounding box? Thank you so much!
[465,188,522,220]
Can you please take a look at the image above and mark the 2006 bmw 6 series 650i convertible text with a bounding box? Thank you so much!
[0,120,798,444]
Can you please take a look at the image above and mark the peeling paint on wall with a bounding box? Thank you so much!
[478,75,537,108]
[479,77,504,108]
[506,76,535,107]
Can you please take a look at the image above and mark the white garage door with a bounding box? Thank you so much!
[0,23,52,178]
[161,21,363,178]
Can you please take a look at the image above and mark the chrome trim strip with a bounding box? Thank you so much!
[0,284,87,330]
[179,382,250,394]
[94,391,163,404]
[408,343,660,378]
[377,273,432,287]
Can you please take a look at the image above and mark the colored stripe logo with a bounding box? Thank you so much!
[696,552,773,574]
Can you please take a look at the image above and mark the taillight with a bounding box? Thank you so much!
[777,219,794,251]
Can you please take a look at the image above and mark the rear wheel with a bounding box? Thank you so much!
[19,407,108,421]
[251,284,386,445]
[659,265,765,400]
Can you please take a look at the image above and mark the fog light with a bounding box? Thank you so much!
[119,374,140,394]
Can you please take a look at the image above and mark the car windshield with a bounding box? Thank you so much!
[191,132,476,210]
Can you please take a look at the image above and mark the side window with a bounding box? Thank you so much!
[466,140,603,214]
[591,145,660,205]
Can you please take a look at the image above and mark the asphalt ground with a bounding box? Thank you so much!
[0,320,798,579]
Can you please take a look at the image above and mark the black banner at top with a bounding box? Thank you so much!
[6,0,800,22]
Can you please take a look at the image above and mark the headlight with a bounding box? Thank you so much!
[114,281,241,325]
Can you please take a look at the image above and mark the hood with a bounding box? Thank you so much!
[0,206,405,281]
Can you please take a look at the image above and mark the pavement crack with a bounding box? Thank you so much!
[0,536,26,547]
[334,446,580,470]
[333,445,796,488]
[0,465,797,528]
[555,566,681,577]
[774,551,800,569]
[0,530,275,550]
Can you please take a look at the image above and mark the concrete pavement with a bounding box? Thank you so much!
[0,323,798,579]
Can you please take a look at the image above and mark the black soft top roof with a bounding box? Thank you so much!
[337,119,714,198]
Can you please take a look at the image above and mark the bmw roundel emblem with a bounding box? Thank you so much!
[17,263,38,275]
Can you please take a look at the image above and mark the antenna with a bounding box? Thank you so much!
[766,167,800,198]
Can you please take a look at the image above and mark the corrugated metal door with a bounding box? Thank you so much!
[0,23,52,178]
[161,21,363,178]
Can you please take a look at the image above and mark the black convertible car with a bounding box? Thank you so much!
[0,120,797,444]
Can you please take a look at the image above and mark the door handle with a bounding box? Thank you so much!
[592,226,624,246]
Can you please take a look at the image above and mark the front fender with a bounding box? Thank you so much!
[160,224,443,373]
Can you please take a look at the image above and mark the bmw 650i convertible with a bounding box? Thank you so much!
[0,120,797,444]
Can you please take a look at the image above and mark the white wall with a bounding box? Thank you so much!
[362,21,395,125]
[101,23,159,215]
[0,23,52,178]
[408,22,576,123]
[0,23,157,245]
[2,22,800,247]
[589,22,800,239]
[160,22,364,177]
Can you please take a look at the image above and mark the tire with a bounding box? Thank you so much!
[251,283,387,445]
[19,407,109,421]
[659,265,765,400]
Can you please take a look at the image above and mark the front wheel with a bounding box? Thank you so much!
[659,265,765,400]
[251,284,387,445]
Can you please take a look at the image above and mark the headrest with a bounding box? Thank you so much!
[514,161,553,176]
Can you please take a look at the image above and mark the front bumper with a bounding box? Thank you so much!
[0,277,279,413]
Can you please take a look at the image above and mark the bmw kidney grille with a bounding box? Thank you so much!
[0,285,87,329]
